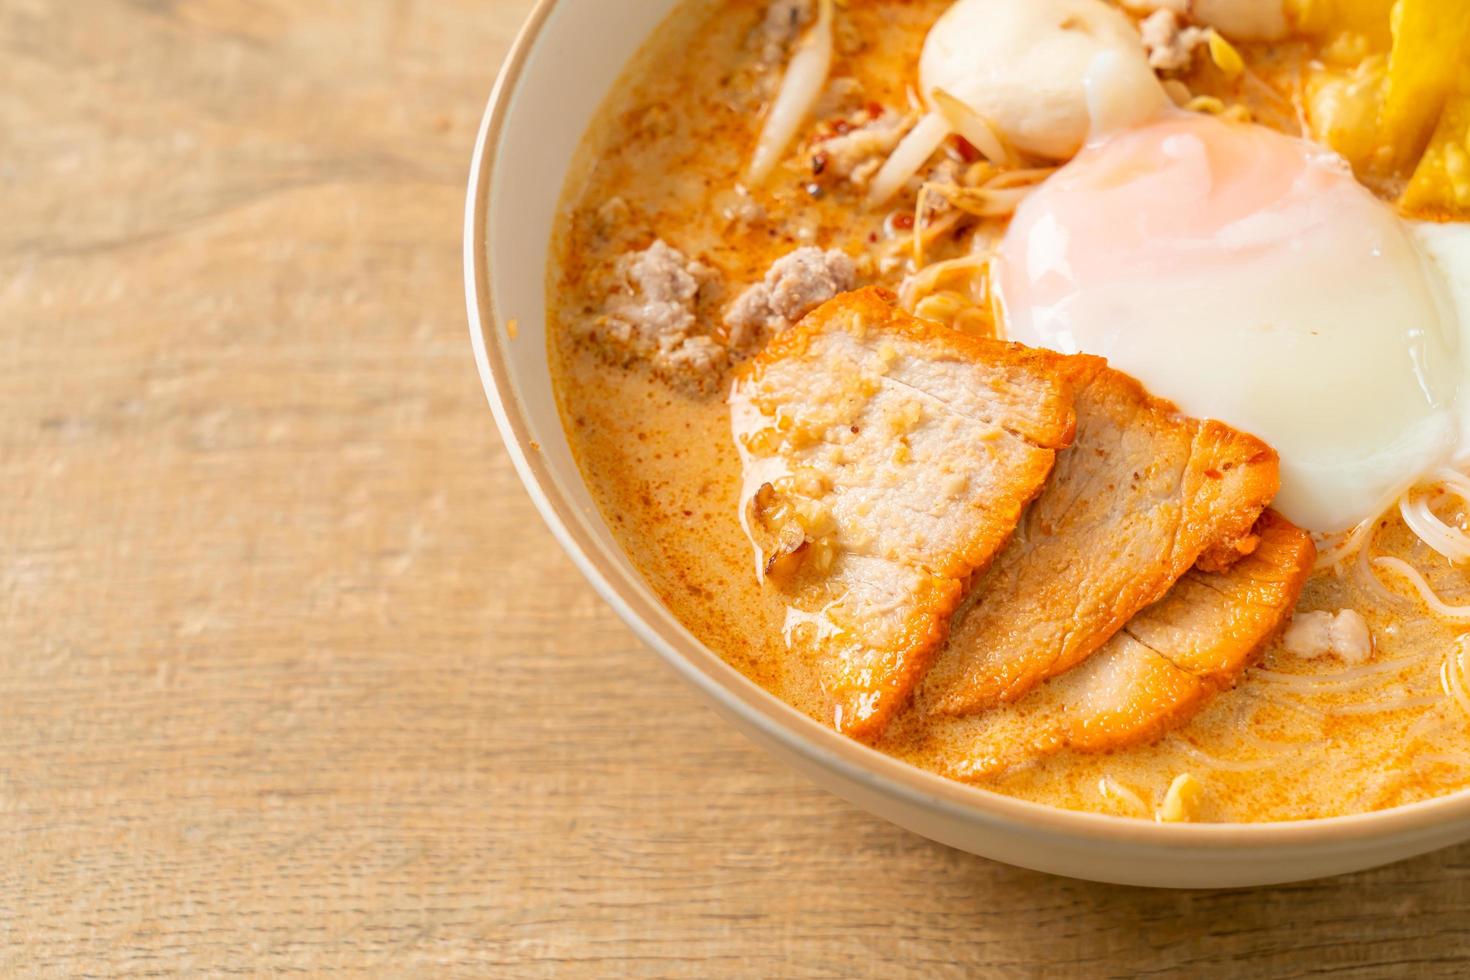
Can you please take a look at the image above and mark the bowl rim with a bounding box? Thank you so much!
[465,0,1470,850]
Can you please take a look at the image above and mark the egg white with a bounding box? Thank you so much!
[994,114,1465,533]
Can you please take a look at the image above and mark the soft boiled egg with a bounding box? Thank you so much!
[995,110,1464,533]
[869,0,1165,204]
[919,0,1154,160]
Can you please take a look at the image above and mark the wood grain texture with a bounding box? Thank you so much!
[2,0,1469,975]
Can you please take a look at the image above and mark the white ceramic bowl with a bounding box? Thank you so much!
[465,0,1470,887]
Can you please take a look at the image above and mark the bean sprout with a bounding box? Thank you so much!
[747,0,834,185]
[930,87,1016,167]
[867,111,951,206]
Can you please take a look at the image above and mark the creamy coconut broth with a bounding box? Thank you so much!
[547,0,1470,821]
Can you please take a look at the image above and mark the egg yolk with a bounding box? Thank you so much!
[996,113,1460,532]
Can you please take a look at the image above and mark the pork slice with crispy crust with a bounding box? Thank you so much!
[730,288,1075,740]
[923,357,1280,716]
[885,511,1314,778]
[1061,510,1314,752]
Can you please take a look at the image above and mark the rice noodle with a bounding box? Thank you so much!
[896,254,988,313]
[1248,689,1326,722]
[906,167,1052,267]
[1165,737,1282,773]
[1331,694,1444,716]
[747,0,834,185]
[1442,640,1470,717]
[1333,495,1418,611]
[1433,466,1470,502]
[911,184,931,268]
[921,182,1037,219]
[1372,557,1470,622]
[1355,533,1407,607]
[1407,711,1449,740]
[909,185,969,268]
[895,163,1054,313]
[1320,468,1470,594]
[1251,656,1425,693]
[1314,513,1379,570]
[1096,776,1148,816]
[1314,470,1440,571]
[984,166,1057,190]
[1244,731,1320,754]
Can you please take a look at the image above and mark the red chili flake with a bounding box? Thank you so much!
[952,135,982,163]
[833,119,853,135]
[893,213,915,230]
[867,232,879,243]
[866,101,884,118]
[1205,468,1223,479]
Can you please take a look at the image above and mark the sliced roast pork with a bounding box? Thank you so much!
[730,288,1075,739]
[887,511,1315,777]
[923,357,1281,715]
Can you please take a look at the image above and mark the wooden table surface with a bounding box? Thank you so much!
[4,1,1470,975]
